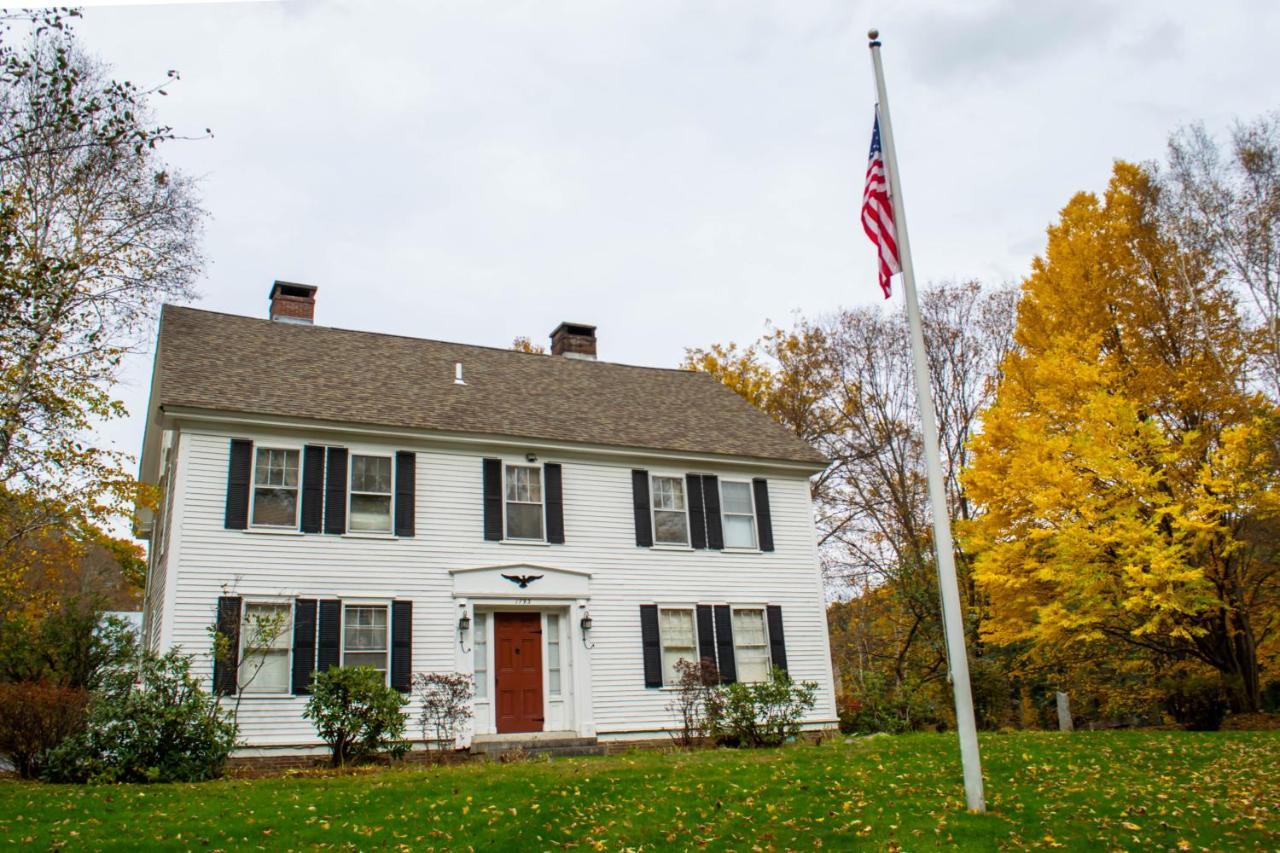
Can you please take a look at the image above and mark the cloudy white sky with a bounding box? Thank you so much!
[61,0,1280,487]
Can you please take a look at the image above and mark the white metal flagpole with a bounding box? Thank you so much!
[866,27,986,813]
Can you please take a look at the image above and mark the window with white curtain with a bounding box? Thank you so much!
[659,607,697,685]
[251,448,300,527]
[720,481,758,549]
[504,465,544,540]
[651,476,689,545]
[546,613,561,696]
[239,602,292,694]
[349,455,393,532]
[343,604,389,675]
[732,608,771,683]
[474,613,488,699]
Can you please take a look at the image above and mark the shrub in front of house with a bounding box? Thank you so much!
[0,682,90,779]
[413,672,474,751]
[304,666,409,766]
[710,668,818,747]
[44,650,238,783]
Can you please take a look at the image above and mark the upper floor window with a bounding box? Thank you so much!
[720,481,757,549]
[732,607,771,683]
[251,447,300,527]
[651,475,689,545]
[343,604,389,677]
[239,602,292,694]
[505,464,544,540]
[349,454,393,532]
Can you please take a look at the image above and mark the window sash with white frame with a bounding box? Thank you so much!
[250,447,300,528]
[720,481,758,549]
[239,602,292,694]
[474,613,488,699]
[349,454,393,533]
[342,604,389,677]
[732,607,771,683]
[658,607,697,685]
[546,613,562,696]
[504,464,545,540]
[650,475,689,546]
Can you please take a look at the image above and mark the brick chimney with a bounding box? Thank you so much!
[269,281,317,324]
[550,322,597,360]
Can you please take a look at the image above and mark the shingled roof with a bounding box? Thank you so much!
[149,305,826,467]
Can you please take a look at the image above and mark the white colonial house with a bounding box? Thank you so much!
[137,282,837,755]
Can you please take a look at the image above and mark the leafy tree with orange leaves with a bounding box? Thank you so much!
[962,161,1280,712]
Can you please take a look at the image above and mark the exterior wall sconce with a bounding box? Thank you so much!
[458,613,472,653]
[580,612,594,649]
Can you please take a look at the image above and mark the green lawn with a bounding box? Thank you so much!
[1,731,1276,850]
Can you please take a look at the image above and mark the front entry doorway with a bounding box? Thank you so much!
[494,612,544,733]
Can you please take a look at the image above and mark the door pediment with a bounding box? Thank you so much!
[450,563,591,599]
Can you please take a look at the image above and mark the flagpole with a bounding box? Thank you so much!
[867,27,986,813]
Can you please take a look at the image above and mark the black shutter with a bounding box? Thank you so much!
[324,448,348,534]
[224,439,253,529]
[213,596,242,695]
[317,599,342,673]
[544,463,564,544]
[292,598,317,694]
[300,445,325,533]
[703,474,724,550]
[766,605,788,673]
[696,604,717,670]
[390,600,412,693]
[685,474,707,550]
[639,604,662,688]
[714,604,736,684]
[631,470,653,547]
[753,478,774,552]
[394,451,416,537]
[482,458,503,541]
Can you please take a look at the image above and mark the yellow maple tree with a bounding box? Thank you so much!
[962,162,1280,711]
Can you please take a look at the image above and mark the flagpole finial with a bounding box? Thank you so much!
[868,28,880,45]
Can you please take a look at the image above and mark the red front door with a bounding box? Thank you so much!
[494,612,544,733]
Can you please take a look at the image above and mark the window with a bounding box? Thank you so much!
[504,464,544,540]
[720,481,758,549]
[349,455,393,532]
[651,476,689,545]
[733,608,771,682]
[251,448,300,527]
[474,613,488,699]
[343,604,389,676]
[546,613,561,696]
[659,607,696,685]
[239,602,291,694]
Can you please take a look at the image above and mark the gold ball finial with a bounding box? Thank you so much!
[868,28,879,41]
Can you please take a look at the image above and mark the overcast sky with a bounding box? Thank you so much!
[64,0,1279,494]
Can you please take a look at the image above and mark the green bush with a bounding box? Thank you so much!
[304,666,409,766]
[0,597,136,690]
[836,670,944,735]
[0,681,89,779]
[1161,671,1230,731]
[709,668,818,747]
[43,650,237,783]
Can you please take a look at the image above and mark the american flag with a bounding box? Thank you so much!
[861,111,899,299]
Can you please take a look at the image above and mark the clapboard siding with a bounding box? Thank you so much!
[157,427,836,746]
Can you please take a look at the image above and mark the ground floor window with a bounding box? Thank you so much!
[343,604,389,676]
[240,602,291,694]
[732,608,770,682]
[474,612,488,698]
[547,613,562,696]
[659,607,696,686]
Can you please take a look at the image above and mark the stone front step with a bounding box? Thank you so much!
[470,734,604,759]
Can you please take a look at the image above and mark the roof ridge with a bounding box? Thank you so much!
[161,303,702,377]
